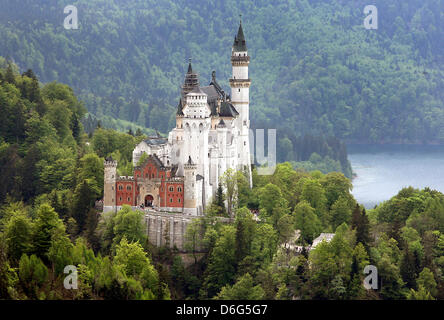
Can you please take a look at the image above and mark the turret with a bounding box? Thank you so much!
[183,156,198,215]
[230,17,252,185]
[103,156,117,212]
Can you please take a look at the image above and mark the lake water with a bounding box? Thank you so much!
[348,144,444,209]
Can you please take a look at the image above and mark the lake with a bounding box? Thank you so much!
[348,144,444,209]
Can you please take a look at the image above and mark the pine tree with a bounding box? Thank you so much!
[33,203,63,261]
[72,180,99,234]
[5,63,15,85]
[351,205,371,250]
[215,183,224,208]
[400,248,417,289]
[70,113,81,142]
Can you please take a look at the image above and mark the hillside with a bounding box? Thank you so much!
[0,0,443,146]
[2,65,444,301]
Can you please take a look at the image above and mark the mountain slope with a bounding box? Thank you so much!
[0,0,443,143]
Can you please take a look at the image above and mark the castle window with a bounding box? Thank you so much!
[238,89,240,92]
[178,187,182,192]
[169,186,174,192]
[119,197,122,201]
[127,185,131,191]
[170,198,173,203]
[244,141,246,146]
[118,185,123,190]
[178,198,181,203]
[127,197,131,202]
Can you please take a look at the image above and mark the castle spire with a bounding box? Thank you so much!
[187,58,193,74]
[233,16,247,52]
[182,58,199,97]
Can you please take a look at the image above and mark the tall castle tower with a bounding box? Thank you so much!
[230,18,252,185]
[103,156,117,211]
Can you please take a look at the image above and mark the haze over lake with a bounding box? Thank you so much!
[348,145,444,209]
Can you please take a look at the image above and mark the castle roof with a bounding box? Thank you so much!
[233,20,247,52]
[189,86,206,95]
[219,101,239,117]
[200,85,219,101]
[176,98,184,116]
[182,59,199,97]
[217,119,226,128]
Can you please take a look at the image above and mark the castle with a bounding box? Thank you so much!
[103,20,252,215]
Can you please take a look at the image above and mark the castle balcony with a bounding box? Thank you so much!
[231,55,250,63]
[229,78,251,87]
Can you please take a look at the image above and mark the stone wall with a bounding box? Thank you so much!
[143,209,232,251]
[144,210,198,251]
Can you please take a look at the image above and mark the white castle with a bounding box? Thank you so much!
[104,20,252,215]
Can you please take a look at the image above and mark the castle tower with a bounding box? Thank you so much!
[103,156,117,213]
[182,59,199,99]
[183,156,198,215]
[230,17,252,185]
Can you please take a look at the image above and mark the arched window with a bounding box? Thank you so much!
[178,198,181,203]
[127,197,131,202]
[169,186,174,192]
[118,185,123,190]
[126,185,131,191]
[170,198,173,203]
[178,187,182,192]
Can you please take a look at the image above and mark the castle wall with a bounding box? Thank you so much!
[144,211,196,251]
[116,180,135,206]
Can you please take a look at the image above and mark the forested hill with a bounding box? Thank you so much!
[1,0,443,144]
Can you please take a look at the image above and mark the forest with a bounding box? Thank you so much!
[0,0,443,151]
[1,66,444,300]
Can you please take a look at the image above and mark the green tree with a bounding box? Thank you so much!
[216,273,265,300]
[328,196,352,231]
[294,201,321,244]
[301,178,327,223]
[72,179,100,233]
[32,203,64,260]
[113,237,160,298]
[416,267,437,297]
[111,205,147,250]
[258,183,283,217]
[221,168,237,218]
[4,211,34,262]
[234,207,256,266]
[78,153,104,195]
[203,225,236,298]
[18,254,48,298]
